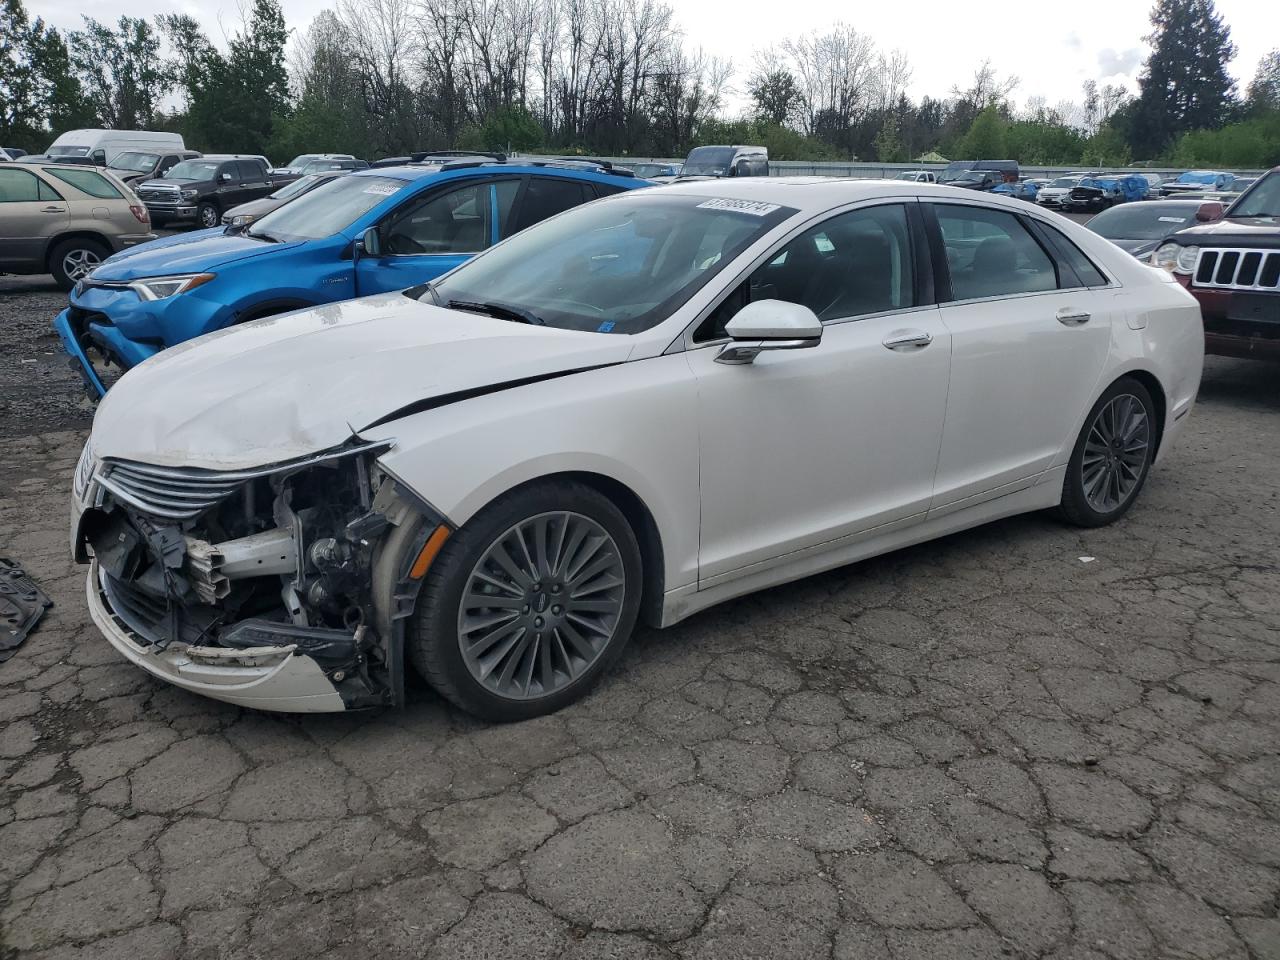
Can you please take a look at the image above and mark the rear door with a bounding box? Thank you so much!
[356,176,521,293]
[925,201,1116,515]
[235,161,268,203]
[504,176,594,239]
[0,168,66,269]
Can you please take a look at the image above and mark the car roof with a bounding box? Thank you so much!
[649,176,1062,214]
[347,161,642,184]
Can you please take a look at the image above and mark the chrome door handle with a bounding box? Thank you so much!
[42,206,65,213]
[882,330,933,351]
[1057,308,1091,326]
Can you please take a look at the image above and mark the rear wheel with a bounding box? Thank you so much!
[50,238,108,290]
[409,480,643,721]
[1059,377,1156,527]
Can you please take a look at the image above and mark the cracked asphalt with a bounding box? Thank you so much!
[2,274,1280,959]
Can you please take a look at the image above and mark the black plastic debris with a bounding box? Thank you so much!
[1,558,53,662]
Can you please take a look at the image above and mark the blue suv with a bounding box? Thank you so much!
[54,158,649,396]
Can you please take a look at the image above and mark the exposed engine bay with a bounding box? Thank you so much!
[76,440,440,709]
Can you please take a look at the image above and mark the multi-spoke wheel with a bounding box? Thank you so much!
[50,238,109,291]
[409,481,643,720]
[1060,377,1157,527]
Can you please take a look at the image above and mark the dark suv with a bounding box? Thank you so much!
[1153,167,1280,360]
[107,150,202,186]
[134,156,289,228]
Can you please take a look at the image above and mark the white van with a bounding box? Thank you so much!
[46,130,185,166]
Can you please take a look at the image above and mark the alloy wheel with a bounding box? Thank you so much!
[1082,393,1150,513]
[457,511,626,700]
[200,206,218,227]
[62,248,101,281]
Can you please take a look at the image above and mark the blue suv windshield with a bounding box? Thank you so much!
[248,175,407,242]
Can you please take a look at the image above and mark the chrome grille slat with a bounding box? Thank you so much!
[1193,248,1280,292]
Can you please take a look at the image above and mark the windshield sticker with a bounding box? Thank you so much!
[696,198,781,217]
[1157,216,1188,223]
[596,320,616,332]
[363,183,400,196]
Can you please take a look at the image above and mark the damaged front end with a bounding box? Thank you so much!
[74,439,444,712]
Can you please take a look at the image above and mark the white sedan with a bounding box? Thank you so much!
[71,178,1204,719]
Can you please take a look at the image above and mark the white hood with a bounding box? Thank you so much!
[92,292,635,469]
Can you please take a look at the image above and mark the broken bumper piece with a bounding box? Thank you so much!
[87,562,348,712]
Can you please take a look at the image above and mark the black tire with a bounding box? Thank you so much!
[409,480,643,721]
[197,202,219,229]
[1059,377,1157,528]
[49,237,109,291]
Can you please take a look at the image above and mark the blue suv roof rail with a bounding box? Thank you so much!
[410,150,507,163]
[530,158,636,178]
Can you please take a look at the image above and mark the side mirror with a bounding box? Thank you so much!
[91,149,106,165]
[716,300,822,365]
[354,226,382,258]
[1196,201,1224,223]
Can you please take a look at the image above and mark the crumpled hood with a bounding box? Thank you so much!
[1171,217,1280,249]
[92,293,635,469]
[93,229,303,279]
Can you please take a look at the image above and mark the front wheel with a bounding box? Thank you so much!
[409,480,643,721]
[50,238,108,290]
[197,202,219,229]
[1059,377,1157,527]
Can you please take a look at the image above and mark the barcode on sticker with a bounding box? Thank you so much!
[696,198,781,216]
[364,183,401,196]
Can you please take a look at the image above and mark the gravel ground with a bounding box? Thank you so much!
[3,222,1279,960]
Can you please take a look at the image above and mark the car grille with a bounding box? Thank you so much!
[1193,248,1280,292]
[100,569,168,647]
[96,460,253,521]
[1070,187,1102,201]
[137,187,180,206]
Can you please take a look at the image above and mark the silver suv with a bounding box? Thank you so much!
[0,162,155,289]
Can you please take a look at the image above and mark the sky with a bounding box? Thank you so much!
[25,0,1280,113]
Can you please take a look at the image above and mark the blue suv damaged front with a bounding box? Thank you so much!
[53,161,650,397]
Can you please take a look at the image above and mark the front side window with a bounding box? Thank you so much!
[1231,173,1280,218]
[43,167,120,199]
[383,182,494,255]
[426,193,796,334]
[697,203,916,340]
[935,205,1057,301]
[249,175,407,242]
[110,152,159,173]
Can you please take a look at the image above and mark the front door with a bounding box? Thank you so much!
[926,202,1115,513]
[690,202,951,584]
[356,178,521,294]
[0,168,66,270]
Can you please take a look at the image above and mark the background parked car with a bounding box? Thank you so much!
[221,170,350,228]
[1,146,28,159]
[272,153,358,176]
[106,149,202,185]
[1161,170,1235,196]
[1062,172,1151,212]
[0,162,153,289]
[294,157,370,175]
[680,145,769,178]
[895,170,937,183]
[1084,199,1205,259]
[1037,174,1094,208]
[938,160,1019,189]
[629,162,682,178]
[134,155,288,228]
[992,178,1044,201]
[55,158,649,396]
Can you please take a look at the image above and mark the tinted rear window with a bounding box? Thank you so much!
[42,167,123,199]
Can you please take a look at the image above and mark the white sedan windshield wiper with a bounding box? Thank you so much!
[446,299,545,326]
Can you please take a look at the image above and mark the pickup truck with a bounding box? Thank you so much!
[134,156,292,228]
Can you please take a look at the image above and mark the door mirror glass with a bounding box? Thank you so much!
[717,300,822,364]
[1196,201,1224,223]
[356,226,382,258]
[91,149,106,165]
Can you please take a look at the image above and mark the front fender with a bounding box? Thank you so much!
[365,353,702,593]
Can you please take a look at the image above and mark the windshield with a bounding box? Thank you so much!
[1230,174,1280,218]
[1089,204,1195,239]
[110,152,159,173]
[165,160,220,181]
[284,155,318,168]
[631,163,671,178]
[895,172,921,180]
[425,193,796,334]
[249,174,406,241]
[1050,177,1078,188]
[301,160,350,173]
[48,145,89,157]
[683,147,736,177]
[270,174,322,200]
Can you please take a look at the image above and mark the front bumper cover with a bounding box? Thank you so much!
[87,562,348,712]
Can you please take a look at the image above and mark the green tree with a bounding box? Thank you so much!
[748,67,802,127]
[957,104,1007,158]
[1247,49,1280,112]
[873,116,906,162]
[1128,0,1238,156]
[67,16,169,128]
[28,20,92,133]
